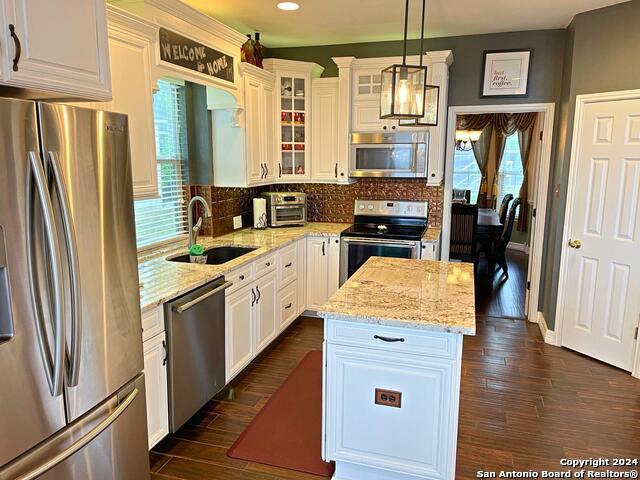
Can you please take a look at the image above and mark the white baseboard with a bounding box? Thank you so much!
[537,312,559,346]
[507,242,530,255]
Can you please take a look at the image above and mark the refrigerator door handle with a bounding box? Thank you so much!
[0,387,139,480]
[47,151,82,387]
[26,151,65,398]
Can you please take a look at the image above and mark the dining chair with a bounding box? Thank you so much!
[449,203,479,267]
[494,197,522,278]
[498,194,514,225]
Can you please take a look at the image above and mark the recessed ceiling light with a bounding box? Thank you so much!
[277,2,299,11]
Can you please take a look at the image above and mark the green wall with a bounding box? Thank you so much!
[541,0,640,329]
[267,29,567,107]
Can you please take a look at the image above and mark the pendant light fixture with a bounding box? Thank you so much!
[380,0,438,123]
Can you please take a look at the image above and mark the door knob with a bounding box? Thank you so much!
[568,239,582,249]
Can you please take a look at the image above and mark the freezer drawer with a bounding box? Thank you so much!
[0,374,150,480]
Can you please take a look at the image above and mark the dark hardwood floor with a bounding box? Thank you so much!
[475,249,529,319]
[151,316,640,479]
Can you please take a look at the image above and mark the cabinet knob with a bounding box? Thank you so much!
[431,173,436,177]
[239,275,245,280]
[266,262,271,267]
[391,125,396,130]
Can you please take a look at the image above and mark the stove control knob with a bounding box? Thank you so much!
[368,204,374,210]
[406,206,413,213]
[359,204,365,210]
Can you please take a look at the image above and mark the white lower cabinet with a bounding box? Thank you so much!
[324,327,462,480]
[306,235,340,311]
[296,238,307,316]
[225,285,254,382]
[421,240,440,261]
[254,272,278,354]
[143,331,169,450]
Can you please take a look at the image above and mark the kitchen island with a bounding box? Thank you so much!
[319,257,475,480]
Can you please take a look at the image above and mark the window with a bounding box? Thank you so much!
[134,80,189,248]
[497,134,524,210]
[453,147,482,204]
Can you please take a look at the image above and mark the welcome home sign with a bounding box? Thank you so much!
[159,28,234,82]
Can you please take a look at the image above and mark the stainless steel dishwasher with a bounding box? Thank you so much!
[164,276,232,432]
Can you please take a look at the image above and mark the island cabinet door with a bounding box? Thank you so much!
[325,345,461,480]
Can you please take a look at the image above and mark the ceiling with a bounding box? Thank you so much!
[183,0,628,48]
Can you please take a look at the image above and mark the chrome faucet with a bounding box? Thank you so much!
[187,196,211,250]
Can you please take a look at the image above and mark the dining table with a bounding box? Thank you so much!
[477,208,503,276]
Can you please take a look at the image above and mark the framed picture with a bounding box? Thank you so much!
[481,49,532,97]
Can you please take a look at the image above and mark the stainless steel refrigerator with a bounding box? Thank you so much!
[0,98,150,479]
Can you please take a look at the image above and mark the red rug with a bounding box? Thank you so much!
[227,350,335,477]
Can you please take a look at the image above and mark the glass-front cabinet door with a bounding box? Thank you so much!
[279,75,308,180]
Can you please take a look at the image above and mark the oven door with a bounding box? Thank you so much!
[340,237,421,285]
[272,205,306,226]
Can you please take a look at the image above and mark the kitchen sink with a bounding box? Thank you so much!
[167,246,258,265]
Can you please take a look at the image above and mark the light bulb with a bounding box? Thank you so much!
[398,79,409,106]
[469,130,482,142]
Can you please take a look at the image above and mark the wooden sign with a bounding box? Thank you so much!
[159,28,234,83]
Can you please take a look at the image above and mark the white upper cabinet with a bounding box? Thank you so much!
[213,63,275,187]
[95,7,158,199]
[264,58,324,183]
[311,78,342,182]
[0,0,111,100]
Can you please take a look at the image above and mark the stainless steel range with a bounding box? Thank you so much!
[340,200,429,285]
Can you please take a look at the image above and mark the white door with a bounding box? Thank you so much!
[306,237,329,310]
[560,95,640,371]
[143,332,169,449]
[2,0,111,100]
[244,76,264,186]
[225,286,254,382]
[263,80,277,183]
[311,78,339,181]
[255,272,278,353]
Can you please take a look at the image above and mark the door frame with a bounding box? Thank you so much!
[442,103,555,326]
[555,89,640,378]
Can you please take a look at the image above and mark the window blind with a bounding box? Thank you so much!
[134,80,190,248]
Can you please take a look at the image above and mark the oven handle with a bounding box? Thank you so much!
[341,237,420,248]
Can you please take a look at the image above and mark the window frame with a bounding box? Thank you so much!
[134,78,190,252]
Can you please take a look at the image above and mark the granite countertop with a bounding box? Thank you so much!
[319,257,476,335]
[422,227,441,242]
[138,222,350,312]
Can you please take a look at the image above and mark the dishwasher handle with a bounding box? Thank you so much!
[173,281,233,314]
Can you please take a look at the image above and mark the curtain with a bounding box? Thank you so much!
[492,114,518,208]
[472,124,493,207]
[458,115,494,207]
[515,113,537,231]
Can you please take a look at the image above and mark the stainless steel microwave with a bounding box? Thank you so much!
[350,131,429,178]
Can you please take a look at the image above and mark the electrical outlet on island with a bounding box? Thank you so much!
[233,216,242,230]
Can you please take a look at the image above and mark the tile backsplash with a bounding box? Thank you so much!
[189,179,443,238]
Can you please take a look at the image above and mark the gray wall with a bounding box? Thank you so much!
[541,0,640,329]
